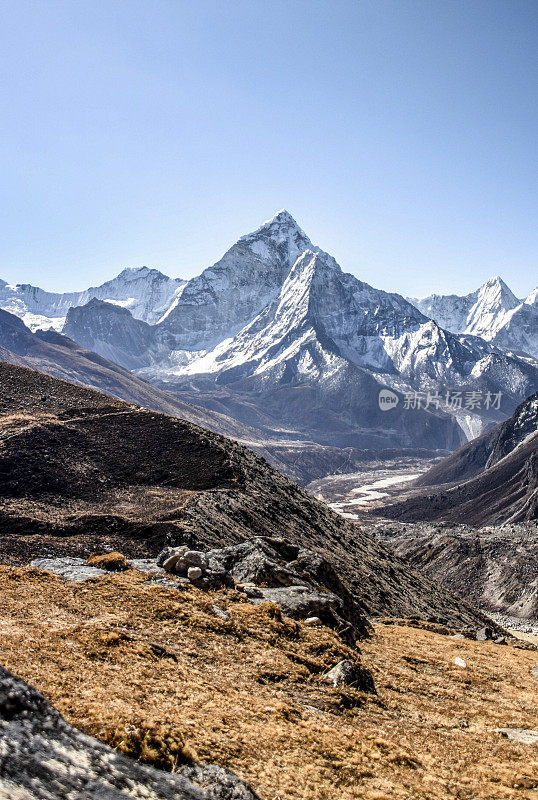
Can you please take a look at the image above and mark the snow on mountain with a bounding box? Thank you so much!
[157,210,317,350]
[0,267,185,330]
[135,235,537,448]
[2,211,537,454]
[489,286,538,360]
[409,290,479,333]
[410,276,520,337]
[411,278,537,360]
[465,276,521,339]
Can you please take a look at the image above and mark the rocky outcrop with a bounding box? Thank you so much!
[159,536,371,642]
[0,664,260,799]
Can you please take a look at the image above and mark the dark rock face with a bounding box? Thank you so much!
[382,445,537,525]
[375,521,538,619]
[0,665,260,800]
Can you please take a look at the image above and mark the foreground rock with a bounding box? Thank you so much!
[0,665,260,800]
[322,660,376,693]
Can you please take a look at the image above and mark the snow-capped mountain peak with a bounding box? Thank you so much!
[156,212,320,350]
[465,275,521,338]
[525,287,538,306]
[238,209,316,267]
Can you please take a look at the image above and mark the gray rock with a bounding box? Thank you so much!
[30,557,106,582]
[161,546,189,572]
[184,551,209,570]
[156,546,188,568]
[188,566,203,582]
[250,584,358,644]
[475,627,494,641]
[304,616,323,627]
[322,660,376,694]
[198,537,370,642]
[531,666,538,677]
[0,664,260,799]
[493,728,538,744]
[210,605,231,621]
[243,585,263,598]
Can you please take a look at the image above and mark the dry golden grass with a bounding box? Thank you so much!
[0,565,537,799]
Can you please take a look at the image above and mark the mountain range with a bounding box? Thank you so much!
[1,211,537,463]
[410,276,538,360]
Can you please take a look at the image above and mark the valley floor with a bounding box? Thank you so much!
[1,564,538,799]
[306,456,441,519]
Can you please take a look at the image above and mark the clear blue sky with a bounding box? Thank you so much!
[1,0,536,298]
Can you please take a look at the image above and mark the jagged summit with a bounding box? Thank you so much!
[476,275,519,304]
[239,209,316,259]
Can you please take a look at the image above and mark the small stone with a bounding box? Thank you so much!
[211,605,231,621]
[530,666,538,677]
[157,546,187,568]
[493,636,506,645]
[304,616,323,627]
[475,627,494,642]
[184,551,209,570]
[322,660,376,693]
[493,728,538,744]
[187,566,203,582]
[162,554,183,572]
[243,585,263,598]
[454,657,467,668]
[450,634,465,640]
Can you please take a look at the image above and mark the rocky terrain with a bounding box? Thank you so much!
[0,361,492,630]
[0,565,537,800]
[0,664,259,800]
[374,520,538,620]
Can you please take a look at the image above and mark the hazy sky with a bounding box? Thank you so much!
[1,0,536,297]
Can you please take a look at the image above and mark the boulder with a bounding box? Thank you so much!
[157,536,371,642]
[0,664,260,799]
[187,566,203,582]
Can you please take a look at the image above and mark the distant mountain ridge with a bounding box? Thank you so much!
[409,276,538,360]
[0,267,186,331]
[2,211,537,455]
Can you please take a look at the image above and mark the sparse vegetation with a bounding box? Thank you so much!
[1,565,537,799]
